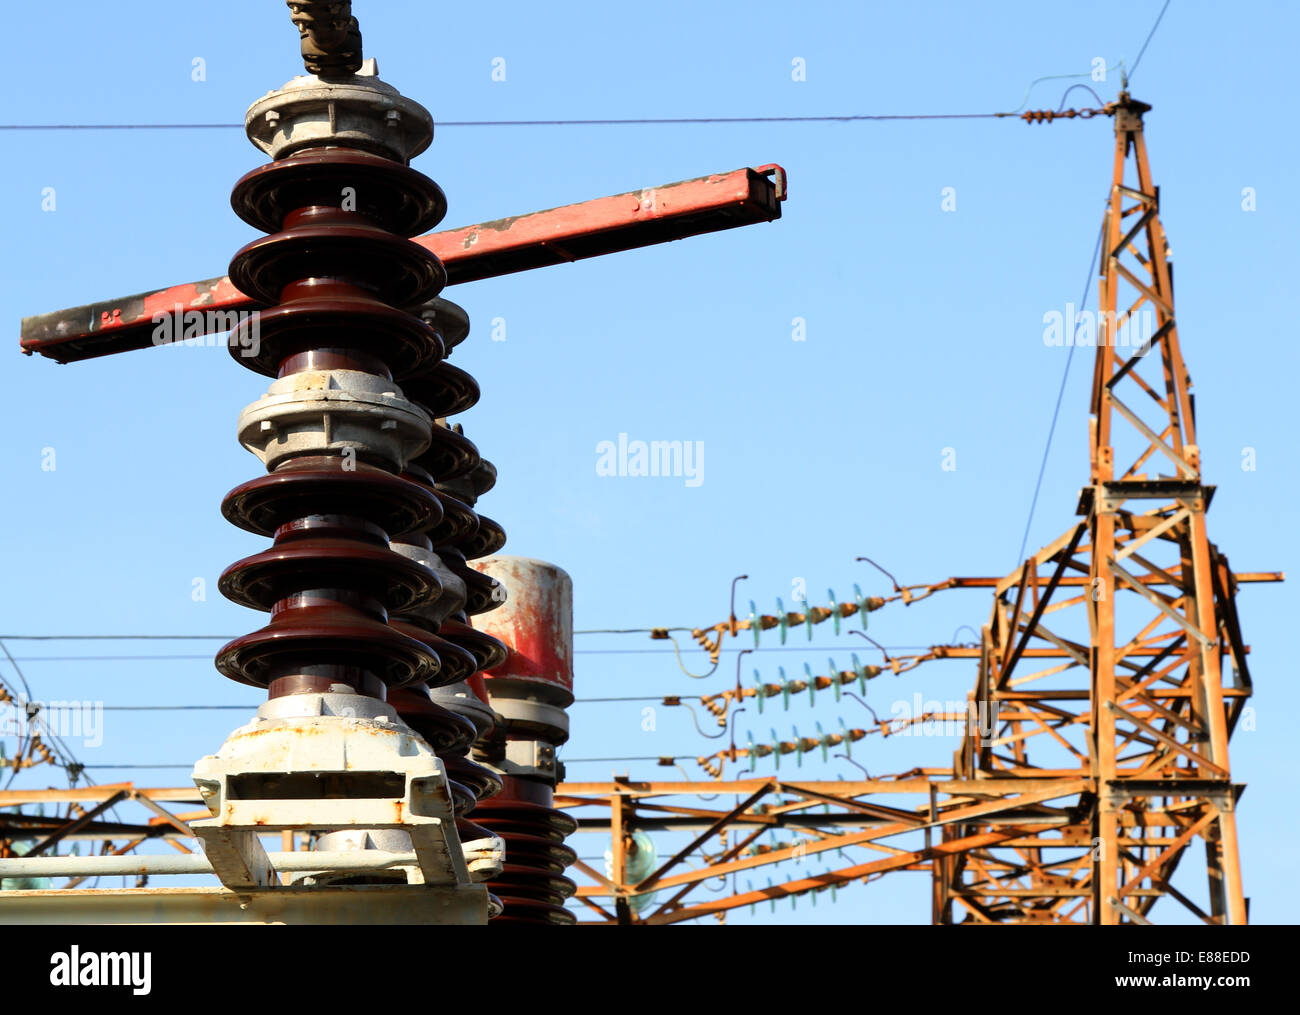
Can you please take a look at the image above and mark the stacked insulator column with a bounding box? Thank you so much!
[396,296,510,684]
[384,297,514,903]
[471,775,578,925]
[218,140,453,701]
[193,55,508,898]
[191,15,575,916]
[470,557,580,925]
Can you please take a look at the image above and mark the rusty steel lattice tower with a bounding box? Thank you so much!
[542,92,1276,927]
[943,93,1253,924]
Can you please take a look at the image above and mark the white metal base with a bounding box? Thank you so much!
[192,692,474,890]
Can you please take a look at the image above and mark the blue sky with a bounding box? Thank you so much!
[1,0,1296,924]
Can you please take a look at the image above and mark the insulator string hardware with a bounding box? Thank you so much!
[665,560,966,667]
[687,645,967,723]
[745,872,841,914]
[695,708,968,778]
[1020,106,1105,124]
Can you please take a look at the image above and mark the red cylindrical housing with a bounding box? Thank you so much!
[470,556,574,703]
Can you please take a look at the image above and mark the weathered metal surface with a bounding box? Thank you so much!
[457,556,580,923]
[285,0,364,78]
[0,785,202,806]
[0,884,488,925]
[0,848,420,879]
[470,556,574,698]
[19,166,787,363]
[243,65,435,165]
[191,693,469,889]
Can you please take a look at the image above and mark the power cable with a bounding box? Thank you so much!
[1013,219,1105,567]
[0,635,234,640]
[1004,61,1124,113]
[1128,0,1172,82]
[0,637,88,790]
[0,52,1141,135]
[1010,0,1173,567]
[0,644,952,660]
[83,756,682,769]
[0,112,1009,132]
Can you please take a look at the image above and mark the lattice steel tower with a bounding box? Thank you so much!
[944,93,1256,924]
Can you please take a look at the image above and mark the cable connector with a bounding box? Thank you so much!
[1020,107,1105,125]
[286,1,363,77]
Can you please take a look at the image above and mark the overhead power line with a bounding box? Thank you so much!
[1013,0,1174,565]
[0,112,1013,132]
[0,631,688,640]
[0,54,1147,136]
[0,635,233,641]
[0,637,89,788]
[83,755,680,769]
[1014,219,1106,566]
[1128,0,1173,81]
[2,644,947,663]
[96,698,666,710]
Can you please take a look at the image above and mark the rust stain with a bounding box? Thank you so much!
[466,176,728,235]
[237,722,331,740]
[654,172,725,190]
[473,214,520,234]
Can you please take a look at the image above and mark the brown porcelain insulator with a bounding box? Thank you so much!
[216,147,458,700]
[472,775,578,925]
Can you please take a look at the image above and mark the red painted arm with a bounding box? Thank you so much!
[20,164,786,364]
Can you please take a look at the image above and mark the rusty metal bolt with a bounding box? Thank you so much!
[286,1,364,77]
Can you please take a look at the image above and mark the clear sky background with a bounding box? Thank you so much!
[1,0,1296,924]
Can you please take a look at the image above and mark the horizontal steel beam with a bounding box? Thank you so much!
[20,164,786,364]
[948,573,1282,587]
[0,848,417,879]
[0,785,201,806]
[570,812,1070,834]
[0,820,169,840]
[572,814,890,834]
[556,777,1078,798]
[0,884,488,925]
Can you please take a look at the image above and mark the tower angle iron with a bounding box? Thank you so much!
[940,91,1262,926]
[1,2,786,924]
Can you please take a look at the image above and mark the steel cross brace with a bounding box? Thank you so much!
[554,776,1089,924]
[20,164,787,363]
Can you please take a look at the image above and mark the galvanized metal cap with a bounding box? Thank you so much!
[245,58,434,163]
